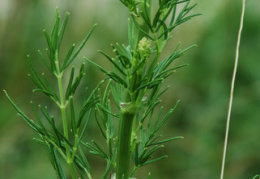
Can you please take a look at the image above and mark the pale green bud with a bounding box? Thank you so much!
[138,37,151,59]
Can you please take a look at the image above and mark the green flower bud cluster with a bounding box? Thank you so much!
[138,37,151,60]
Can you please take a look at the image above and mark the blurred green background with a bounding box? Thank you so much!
[0,0,260,178]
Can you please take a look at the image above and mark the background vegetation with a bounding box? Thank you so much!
[0,0,259,178]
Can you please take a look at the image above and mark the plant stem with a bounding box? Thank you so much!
[137,0,151,41]
[116,106,137,179]
[130,165,139,177]
[116,2,151,178]
[55,53,77,179]
[220,0,246,179]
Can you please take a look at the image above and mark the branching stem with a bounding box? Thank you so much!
[116,1,151,178]
[55,52,77,179]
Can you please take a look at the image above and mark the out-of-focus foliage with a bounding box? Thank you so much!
[0,0,259,179]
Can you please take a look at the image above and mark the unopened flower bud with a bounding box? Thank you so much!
[138,37,151,59]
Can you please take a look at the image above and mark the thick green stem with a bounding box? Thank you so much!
[116,1,151,178]
[116,104,137,179]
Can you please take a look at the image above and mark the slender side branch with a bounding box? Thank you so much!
[220,1,246,179]
[55,54,77,179]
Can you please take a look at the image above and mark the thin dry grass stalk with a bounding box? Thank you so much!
[220,0,246,178]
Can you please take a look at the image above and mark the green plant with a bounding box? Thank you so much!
[4,0,199,178]
[86,1,199,178]
[4,9,97,179]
